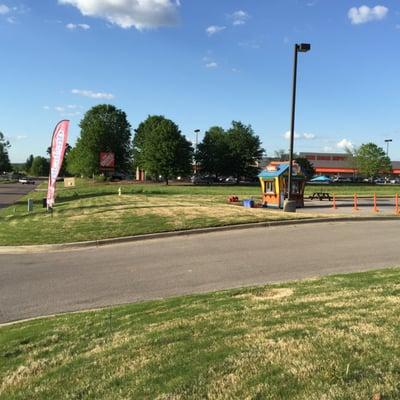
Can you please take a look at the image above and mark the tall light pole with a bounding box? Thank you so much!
[385,139,392,157]
[285,43,311,213]
[194,129,200,174]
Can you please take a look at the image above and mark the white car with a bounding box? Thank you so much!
[19,177,35,184]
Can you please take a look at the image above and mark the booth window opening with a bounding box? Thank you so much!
[265,180,275,194]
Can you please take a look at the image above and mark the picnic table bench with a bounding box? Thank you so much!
[309,192,332,201]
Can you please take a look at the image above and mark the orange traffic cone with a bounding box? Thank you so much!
[373,192,379,213]
[353,193,359,211]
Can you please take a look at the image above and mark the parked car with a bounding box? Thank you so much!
[19,177,35,184]
[191,175,214,184]
[224,176,236,183]
[308,176,332,184]
[111,172,133,181]
[333,177,353,183]
[363,178,374,183]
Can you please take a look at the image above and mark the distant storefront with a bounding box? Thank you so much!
[299,152,400,177]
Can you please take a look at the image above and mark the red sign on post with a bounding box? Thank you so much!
[100,152,115,170]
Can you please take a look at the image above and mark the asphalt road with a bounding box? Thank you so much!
[1,220,399,324]
[0,182,39,209]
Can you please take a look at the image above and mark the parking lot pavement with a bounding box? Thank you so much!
[0,182,40,209]
[299,197,399,215]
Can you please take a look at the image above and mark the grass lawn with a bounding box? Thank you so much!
[0,180,320,246]
[1,180,398,246]
[1,268,400,399]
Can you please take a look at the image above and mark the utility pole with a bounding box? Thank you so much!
[285,43,311,212]
[385,139,393,157]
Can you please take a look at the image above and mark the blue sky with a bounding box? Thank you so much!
[1,0,400,162]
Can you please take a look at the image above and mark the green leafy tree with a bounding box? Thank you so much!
[353,143,391,178]
[196,126,230,179]
[137,116,193,185]
[24,154,34,174]
[274,149,290,161]
[30,156,50,176]
[133,115,167,171]
[295,157,315,180]
[226,121,264,182]
[0,132,11,173]
[67,105,132,177]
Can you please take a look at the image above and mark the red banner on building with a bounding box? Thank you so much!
[47,120,70,209]
[100,152,115,169]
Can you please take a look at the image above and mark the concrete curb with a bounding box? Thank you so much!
[0,216,399,254]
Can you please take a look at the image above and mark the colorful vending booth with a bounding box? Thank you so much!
[258,163,306,209]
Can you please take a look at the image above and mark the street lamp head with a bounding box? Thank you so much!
[385,139,393,143]
[297,43,311,53]
[194,129,200,133]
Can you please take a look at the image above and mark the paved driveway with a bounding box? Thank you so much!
[0,182,40,209]
[1,220,399,324]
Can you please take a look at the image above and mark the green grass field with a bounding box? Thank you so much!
[1,180,399,246]
[0,180,320,246]
[1,268,400,399]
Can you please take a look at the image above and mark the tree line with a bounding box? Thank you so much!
[63,104,265,184]
[1,104,394,182]
[0,132,11,173]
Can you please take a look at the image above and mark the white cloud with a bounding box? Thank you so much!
[62,111,82,117]
[323,146,334,152]
[0,4,29,23]
[229,10,250,26]
[206,25,226,36]
[348,5,388,25]
[203,56,218,69]
[336,139,354,150]
[66,22,90,30]
[284,131,316,140]
[205,62,218,69]
[71,89,115,99]
[5,134,28,141]
[58,0,180,30]
[45,104,83,115]
[284,131,300,140]
[396,24,400,29]
[0,4,10,14]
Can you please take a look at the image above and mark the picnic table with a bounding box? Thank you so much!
[309,192,332,201]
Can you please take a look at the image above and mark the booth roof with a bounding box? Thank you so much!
[258,163,305,179]
[258,164,290,179]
